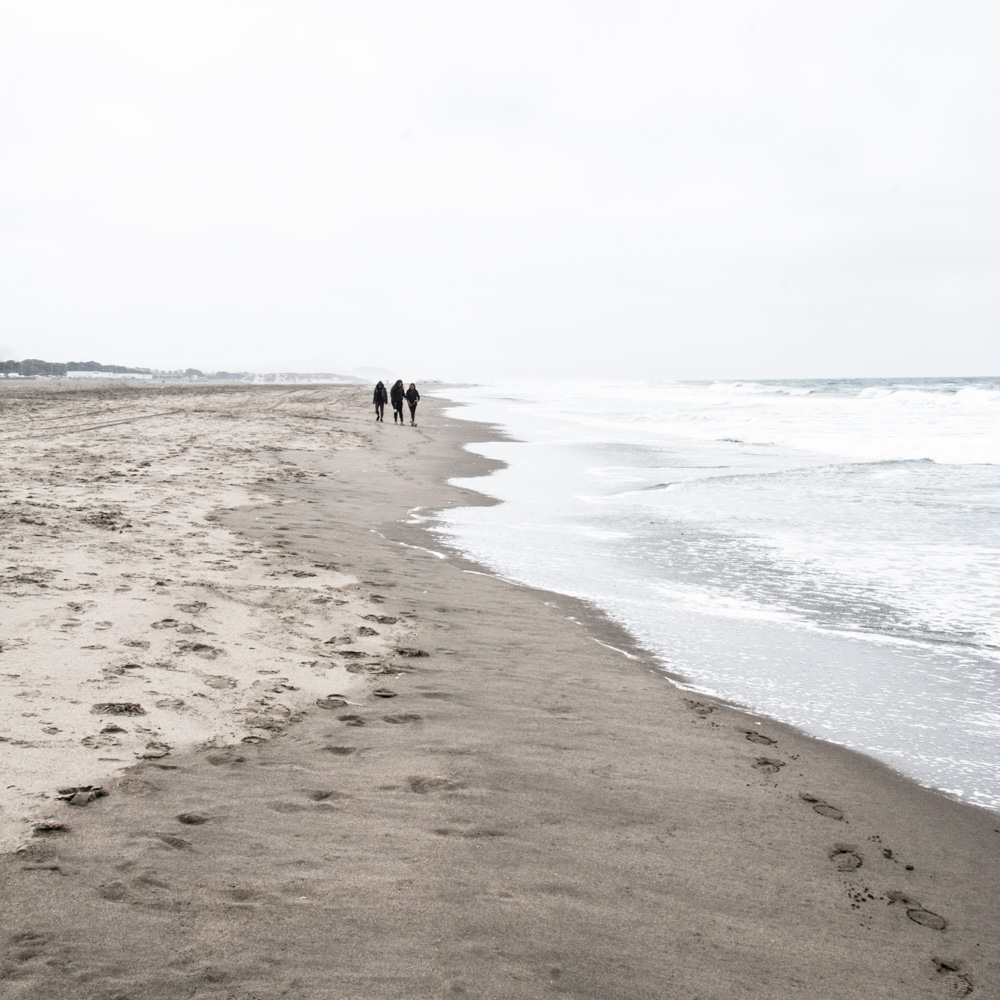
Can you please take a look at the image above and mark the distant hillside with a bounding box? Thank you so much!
[1,358,153,377]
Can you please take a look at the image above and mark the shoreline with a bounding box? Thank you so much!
[415,397,1000,819]
[1,383,997,998]
[429,391,1000,815]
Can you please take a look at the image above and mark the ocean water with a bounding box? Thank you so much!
[429,378,1000,812]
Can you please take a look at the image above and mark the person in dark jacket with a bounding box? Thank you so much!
[405,383,420,426]
[372,381,388,421]
[389,379,405,424]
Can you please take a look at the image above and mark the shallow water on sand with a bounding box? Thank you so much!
[433,378,1000,812]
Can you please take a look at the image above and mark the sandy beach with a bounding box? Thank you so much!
[1,381,997,999]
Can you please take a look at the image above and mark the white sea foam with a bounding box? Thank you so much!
[434,376,1000,811]
[453,377,1000,465]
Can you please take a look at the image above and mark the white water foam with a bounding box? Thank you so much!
[433,377,1000,811]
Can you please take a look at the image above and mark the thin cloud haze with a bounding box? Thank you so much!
[2,1,997,380]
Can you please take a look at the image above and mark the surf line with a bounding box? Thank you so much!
[591,638,641,661]
[397,541,448,560]
[461,569,529,588]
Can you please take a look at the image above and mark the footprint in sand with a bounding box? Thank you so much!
[799,792,845,821]
[337,714,366,726]
[434,826,506,839]
[933,960,973,996]
[225,888,257,902]
[740,729,777,745]
[117,777,159,796]
[908,908,949,931]
[97,882,130,902]
[315,696,348,710]
[813,803,845,820]
[383,713,422,724]
[32,819,69,836]
[683,698,714,716]
[81,734,120,749]
[155,696,187,711]
[154,833,192,851]
[5,931,53,963]
[134,872,170,891]
[17,842,61,872]
[91,701,146,716]
[752,757,785,773]
[911,908,950,931]
[202,675,237,689]
[381,662,415,675]
[829,847,863,871]
[887,892,948,930]
[177,641,223,659]
[408,775,464,794]
[102,662,144,677]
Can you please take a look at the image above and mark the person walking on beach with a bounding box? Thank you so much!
[405,383,420,426]
[389,379,405,424]
[372,381,388,422]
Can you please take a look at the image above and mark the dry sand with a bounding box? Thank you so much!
[0,381,997,999]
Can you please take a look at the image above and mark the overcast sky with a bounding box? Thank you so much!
[2,1,997,381]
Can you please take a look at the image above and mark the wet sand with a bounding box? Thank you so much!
[0,381,997,999]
